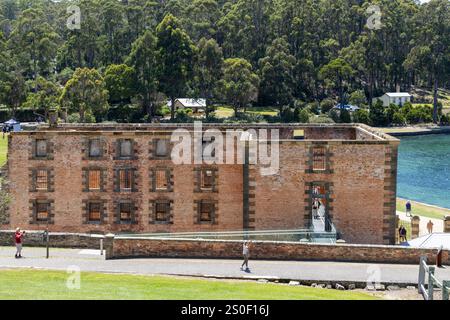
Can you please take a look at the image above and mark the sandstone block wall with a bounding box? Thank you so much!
[0,230,103,248]
[107,237,449,265]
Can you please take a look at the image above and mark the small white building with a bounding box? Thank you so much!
[167,98,207,113]
[373,92,412,107]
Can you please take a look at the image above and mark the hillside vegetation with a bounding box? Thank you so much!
[0,0,448,125]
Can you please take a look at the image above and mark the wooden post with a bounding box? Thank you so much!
[411,216,420,239]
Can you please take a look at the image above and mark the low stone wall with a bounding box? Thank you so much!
[106,237,450,265]
[0,230,104,249]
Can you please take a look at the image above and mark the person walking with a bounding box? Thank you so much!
[405,201,412,217]
[398,225,407,243]
[240,241,251,271]
[427,220,434,234]
[401,226,407,242]
[14,228,25,258]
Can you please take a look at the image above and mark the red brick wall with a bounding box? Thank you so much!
[4,125,399,245]
[5,132,244,234]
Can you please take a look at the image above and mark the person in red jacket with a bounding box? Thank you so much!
[14,228,25,258]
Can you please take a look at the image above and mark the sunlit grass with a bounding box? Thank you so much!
[397,198,450,220]
[0,134,7,167]
[0,269,377,300]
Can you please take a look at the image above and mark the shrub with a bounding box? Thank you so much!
[281,107,296,122]
[369,100,387,127]
[405,105,433,124]
[349,90,367,107]
[305,101,320,115]
[440,114,449,125]
[320,98,335,114]
[293,100,306,109]
[352,109,370,124]
[339,109,352,123]
[392,112,406,126]
[67,112,95,123]
[329,109,340,123]
[385,104,400,124]
[309,114,335,124]
[298,109,311,123]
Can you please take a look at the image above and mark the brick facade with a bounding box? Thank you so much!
[4,124,399,244]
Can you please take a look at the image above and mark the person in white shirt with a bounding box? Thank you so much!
[240,241,252,271]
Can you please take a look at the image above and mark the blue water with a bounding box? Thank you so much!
[397,134,450,209]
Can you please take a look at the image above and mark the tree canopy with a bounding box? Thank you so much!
[0,0,447,123]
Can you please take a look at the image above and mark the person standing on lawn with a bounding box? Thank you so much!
[14,228,25,258]
[405,201,412,217]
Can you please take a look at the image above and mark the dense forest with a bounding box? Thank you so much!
[0,0,449,125]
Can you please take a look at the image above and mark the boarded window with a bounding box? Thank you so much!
[155,139,169,157]
[88,170,101,190]
[35,139,47,157]
[119,169,133,191]
[36,202,49,221]
[88,202,101,222]
[200,202,214,222]
[155,202,169,222]
[312,146,326,171]
[36,170,48,190]
[89,139,102,157]
[201,170,214,190]
[120,140,133,158]
[119,202,132,221]
[155,169,168,190]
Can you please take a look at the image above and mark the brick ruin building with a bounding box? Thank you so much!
[2,123,399,245]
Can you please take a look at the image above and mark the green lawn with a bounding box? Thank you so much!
[397,198,450,220]
[213,106,278,118]
[0,134,7,167]
[0,269,377,300]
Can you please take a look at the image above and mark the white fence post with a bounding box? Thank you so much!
[443,280,450,300]
[418,256,427,294]
[100,238,104,256]
[428,266,435,301]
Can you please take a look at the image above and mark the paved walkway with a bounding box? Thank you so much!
[397,211,444,236]
[1,247,449,286]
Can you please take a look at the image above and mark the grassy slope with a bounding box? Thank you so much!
[0,270,376,300]
[0,135,7,167]
[397,198,450,220]
[213,106,278,118]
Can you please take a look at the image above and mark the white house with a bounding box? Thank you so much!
[372,92,412,107]
[167,98,207,113]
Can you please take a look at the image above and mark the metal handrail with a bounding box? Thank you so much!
[118,227,337,243]
[418,256,450,300]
